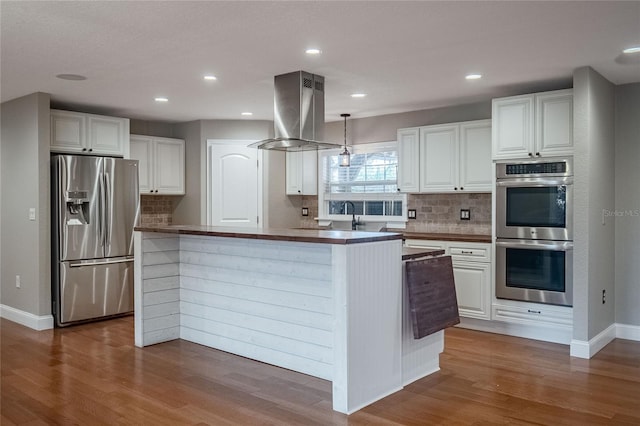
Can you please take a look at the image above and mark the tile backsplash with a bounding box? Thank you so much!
[298,192,492,234]
[140,195,173,226]
[405,193,491,235]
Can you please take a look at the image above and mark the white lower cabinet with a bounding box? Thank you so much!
[451,260,490,320]
[404,239,491,320]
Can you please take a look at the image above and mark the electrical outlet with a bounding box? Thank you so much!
[301,207,309,217]
[408,209,417,219]
[15,275,21,288]
[602,289,606,304]
[460,209,471,220]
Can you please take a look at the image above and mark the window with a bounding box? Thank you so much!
[318,141,407,225]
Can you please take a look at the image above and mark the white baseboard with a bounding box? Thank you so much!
[616,323,640,341]
[0,304,54,330]
[570,323,617,359]
[457,317,572,345]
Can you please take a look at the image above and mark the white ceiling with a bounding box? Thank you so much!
[2,1,639,123]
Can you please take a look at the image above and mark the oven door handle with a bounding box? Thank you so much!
[496,239,573,251]
[496,177,573,187]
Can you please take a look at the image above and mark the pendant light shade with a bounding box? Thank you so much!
[339,113,351,167]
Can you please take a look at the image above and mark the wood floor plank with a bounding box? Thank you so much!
[2,318,639,425]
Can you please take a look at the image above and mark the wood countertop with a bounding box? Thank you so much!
[401,247,446,261]
[135,225,403,245]
[402,232,492,243]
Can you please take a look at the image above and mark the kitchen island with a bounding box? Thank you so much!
[134,225,445,414]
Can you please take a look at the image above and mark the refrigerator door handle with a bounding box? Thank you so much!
[69,257,134,268]
[104,172,112,248]
[98,172,105,247]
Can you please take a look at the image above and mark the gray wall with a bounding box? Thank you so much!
[172,120,203,225]
[615,83,640,326]
[325,101,491,144]
[573,67,616,341]
[0,92,51,315]
[130,119,176,138]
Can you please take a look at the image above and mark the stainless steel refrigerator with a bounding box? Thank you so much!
[51,155,140,327]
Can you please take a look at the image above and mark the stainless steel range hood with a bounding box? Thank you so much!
[249,71,342,151]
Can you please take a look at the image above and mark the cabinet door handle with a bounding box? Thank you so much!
[461,250,473,254]
[149,190,153,193]
[82,148,87,152]
[155,190,159,193]
[527,309,541,314]
[460,187,464,190]
[88,148,93,152]
[454,187,458,191]
[397,188,401,192]
[535,152,541,157]
[528,152,533,157]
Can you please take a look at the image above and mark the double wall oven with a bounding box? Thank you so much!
[495,158,573,307]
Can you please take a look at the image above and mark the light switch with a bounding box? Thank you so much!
[29,208,36,221]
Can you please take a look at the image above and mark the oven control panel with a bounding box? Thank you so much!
[496,158,573,179]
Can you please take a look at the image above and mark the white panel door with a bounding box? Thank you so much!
[452,260,491,320]
[154,138,185,194]
[536,89,573,157]
[397,128,420,193]
[50,110,86,153]
[492,95,534,159]
[129,136,153,194]
[208,141,260,228]
[87,114,127,156]
[419,124,458,192]
[459,120,492,192]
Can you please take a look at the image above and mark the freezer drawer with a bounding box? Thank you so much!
[56,258,134,326]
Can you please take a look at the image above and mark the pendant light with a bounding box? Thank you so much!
[339,113,351,167]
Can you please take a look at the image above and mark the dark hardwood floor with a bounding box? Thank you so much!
[2,317,639,425]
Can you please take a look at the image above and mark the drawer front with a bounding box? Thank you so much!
[404,239,447,253]
[492,303,573,328]
[449,243,491,262]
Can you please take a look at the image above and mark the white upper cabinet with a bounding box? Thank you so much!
[397,119,492,193]
[459,120,492,191]
[397,128,420,193]
[130,135,185,195]
[286,150,317,195]
[51,109,128,156]
[492,89,573,159]
[419,124,459,192]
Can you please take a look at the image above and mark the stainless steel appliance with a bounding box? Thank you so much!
[51,155,140,326]
[495,157,573,306]
[249,71,342,151]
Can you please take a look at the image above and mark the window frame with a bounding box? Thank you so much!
[317,141,407,227]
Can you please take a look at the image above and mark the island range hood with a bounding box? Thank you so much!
[249,71,342,151]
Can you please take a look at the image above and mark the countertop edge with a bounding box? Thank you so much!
[402,232,492,244]
[135,225,404,245]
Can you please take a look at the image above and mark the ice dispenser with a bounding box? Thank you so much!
[65,191,89,225]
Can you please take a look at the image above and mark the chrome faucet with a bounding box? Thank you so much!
[342,201,358,230]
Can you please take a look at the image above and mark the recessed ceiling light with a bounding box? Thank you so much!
[465,73,482,80]
[351,93,366,98]
[204,75,217,80]
[154,97,169,102]
[623,46,640,54]
[305,48,322,55]
[241,112,253,116]
[56,74,87,81]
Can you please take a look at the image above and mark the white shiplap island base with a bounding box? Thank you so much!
[134,225,444,414]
